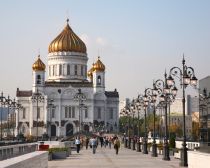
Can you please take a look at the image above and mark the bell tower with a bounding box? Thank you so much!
[32,55,46,92]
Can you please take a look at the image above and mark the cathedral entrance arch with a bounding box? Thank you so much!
[84,125,89,132]
[66,123,74,136]
[51,125,56,136]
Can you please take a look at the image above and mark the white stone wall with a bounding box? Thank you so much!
[0,151,48,168]
[188,151,210,168]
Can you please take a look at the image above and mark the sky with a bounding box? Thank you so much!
[0,0,210,100]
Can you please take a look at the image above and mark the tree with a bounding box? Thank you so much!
[192,121,199,141]
[169,123,182,138]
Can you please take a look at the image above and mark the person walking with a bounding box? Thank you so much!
[114,137,120,155]
[75,137,81,153]
[85,137,89,150]
[90,136,97,154]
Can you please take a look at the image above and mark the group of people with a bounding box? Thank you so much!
[74,135,121,155]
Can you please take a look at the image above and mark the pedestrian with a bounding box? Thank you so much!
[114,137,120,155]
[75,137,81,153]
[90,136,97,154]
[85,137,89,150]
[108,137,112,149]
[100,136,104,148]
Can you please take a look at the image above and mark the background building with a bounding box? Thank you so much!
[16,20,119,138]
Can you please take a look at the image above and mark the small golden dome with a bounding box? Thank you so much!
[32,55,46,71]
[48,19,86,53]
[93,57,105,72]
[87,64,95,78]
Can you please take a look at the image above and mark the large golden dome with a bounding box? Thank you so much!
[48,19,86,53]
[93,57,105,72]
[32,55,46,71]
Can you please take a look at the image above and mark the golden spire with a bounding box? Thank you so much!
[32,55,46,71]
[48,20,86,53]
[93,56,105,72]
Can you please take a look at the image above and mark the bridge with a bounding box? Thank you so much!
[48,146,180,168]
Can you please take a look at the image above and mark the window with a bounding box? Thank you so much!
[49,66,51,77]
[85,109,88,118]
[52,65,55,76]
[52,108,55,118]
[98,107,101,119]
[110,108,113,119]
[74,65,77,75]
[81,65,84,76]
[97,76,101,85]
[67,64,70,75]
[23,108,26,119]
[37,107,40,119]
[65,107,68,118]
[72,106,75,118]
[68,106,71,118]
[37,75,41,84]
[59,64,62,76]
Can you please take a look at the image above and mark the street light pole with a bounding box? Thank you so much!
[74,89,86,133]
[167,56,197,167]
[0,92,7,141]
[47,99,54,141]
[31,88,44,141]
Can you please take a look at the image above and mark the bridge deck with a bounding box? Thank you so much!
[48,146,180,168]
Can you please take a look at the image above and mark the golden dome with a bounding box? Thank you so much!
[87,63,95,78]
[93,57,105,72]
[48,19,86,53]
[32,55,46,71]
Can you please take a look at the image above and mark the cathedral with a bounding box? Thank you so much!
[16,19,119,138]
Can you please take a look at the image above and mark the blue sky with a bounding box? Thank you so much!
[0,0,210,99]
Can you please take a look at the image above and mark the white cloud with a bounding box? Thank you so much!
[96,37,107,46]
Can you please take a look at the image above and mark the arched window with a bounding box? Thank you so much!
[37,75,41,84]
[67,64,70,75]
[74,65,78,75]
[97,76,101,85]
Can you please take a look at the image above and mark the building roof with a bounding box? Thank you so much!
[48,19,86,54]
[105,89,119,98]
[45,81,93,87]
[16,88,32,97]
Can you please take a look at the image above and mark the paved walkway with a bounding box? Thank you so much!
[48,146,181,168]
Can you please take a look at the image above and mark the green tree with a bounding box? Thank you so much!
[192,121,199,141]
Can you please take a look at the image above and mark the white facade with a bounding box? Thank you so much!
[16,21,119,138]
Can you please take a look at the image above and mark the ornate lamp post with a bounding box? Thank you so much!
[14,100,23,140]
[167,56,197,166]
[31,88,45,141]
[0,92,7,141]
[130,99,136,150]
[74,88,86,132]
[142,88,153,154]
[135,95,144,152]
[47,99,55,141]
[6,96,13,139]
[153,75,178,159]
[199,88,210,147]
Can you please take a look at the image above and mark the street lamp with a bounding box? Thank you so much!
[199,88,210,150]
[135,95,144,152]
[47,99,55,141]
[0,92,7,141]
[13,100,23,140]
[6,96,13,139]
[167,56,197,167]
[31,88,45,141]
[74,88,86,132]
[142,88,153,154]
